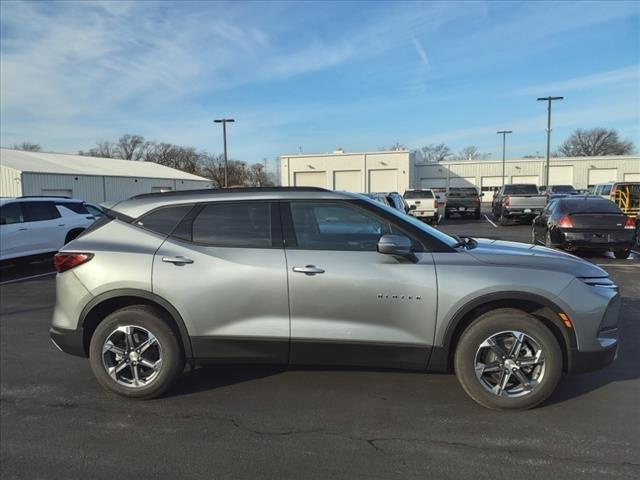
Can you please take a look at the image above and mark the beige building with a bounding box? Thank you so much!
[281,149,640,194]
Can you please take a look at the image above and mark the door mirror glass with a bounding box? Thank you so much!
[377,234,412,256]
[409,204,417,210]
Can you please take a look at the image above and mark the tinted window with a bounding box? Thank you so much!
[85,205,103,216]
[290,202,400,251]
[57,202,90,214]
[186,202,272,247]
[23,202,60,222]
[503,185,538,195]
[0,203,24,225]
[601,184,612,195]
[551,185,575,193]
[404,190,433,199]
[560,199,622,214]
[135,205,193,235]
[448,188,478,197]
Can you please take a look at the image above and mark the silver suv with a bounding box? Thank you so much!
[50,187,619,409]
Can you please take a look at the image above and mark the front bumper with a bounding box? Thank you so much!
[569,339,617,373]
[50,326,86,358]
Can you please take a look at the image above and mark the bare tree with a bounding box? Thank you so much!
[420,143,452,162]
[389,142,407,151]
[79,141,118,158]
[453,146,488,161]
[12,142,41,152]
[115,134,148,160]
[557,128,635,156]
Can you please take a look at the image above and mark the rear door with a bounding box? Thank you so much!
[21,201,65,253]
[283,200,438,369]
[152,201,290,363]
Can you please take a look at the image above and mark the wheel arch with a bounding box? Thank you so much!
[429,292,577,373]
[79,289,193,361]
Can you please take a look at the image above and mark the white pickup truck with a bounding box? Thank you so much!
[491,184,547,226]
[403,189,439,225]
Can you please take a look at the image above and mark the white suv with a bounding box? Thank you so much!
[0,197,96,262]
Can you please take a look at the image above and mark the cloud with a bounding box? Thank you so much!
[508,65,640,97]
[411,36,429,67]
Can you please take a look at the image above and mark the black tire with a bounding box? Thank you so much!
[613,249,631,259]
[499,213,509,226]
[474,210,481,220]
[454,308,562,410]
[444,210,450,220]
[89,305,184,399]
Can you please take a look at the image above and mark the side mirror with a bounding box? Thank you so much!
[409,204,417,210]
[378,234,413,257]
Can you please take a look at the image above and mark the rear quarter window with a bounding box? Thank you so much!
[135,205,194,236]
[57,202,90,215]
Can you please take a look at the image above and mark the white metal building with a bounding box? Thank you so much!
[0,148,212,202]
[281,150,640,194]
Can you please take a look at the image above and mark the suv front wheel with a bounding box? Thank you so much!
[89,305,184,399]
[454,308,562,410]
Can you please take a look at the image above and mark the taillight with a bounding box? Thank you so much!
[54,253,93,273]
[474,196,480,204]
[624,216,635,229]
[504,195,511,207]
[557,215,573,228]
[434,199,438,208]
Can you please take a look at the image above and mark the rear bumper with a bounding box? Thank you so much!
[504,208,542,217]
[445,206,479,213]
[49,326,86,358]
[411,211,438,219]
[555,229,634,249]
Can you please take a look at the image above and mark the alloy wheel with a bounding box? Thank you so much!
[474,330,546,398]
[102,325,163,388]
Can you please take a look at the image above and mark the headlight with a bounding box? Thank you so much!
[579,277,619,291]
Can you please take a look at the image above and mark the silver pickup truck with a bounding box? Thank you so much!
[492,184,547,225]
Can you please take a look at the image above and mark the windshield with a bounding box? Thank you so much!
[552,185,576,193]
[504,184,539,195]
[358,194,457,247]
[404,190,433,199]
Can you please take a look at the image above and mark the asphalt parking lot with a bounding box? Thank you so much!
[1,211,639,479]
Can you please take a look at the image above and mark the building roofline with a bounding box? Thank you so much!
[433,155,639,166]
[281,150,410,158]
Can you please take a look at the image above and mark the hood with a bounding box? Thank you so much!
[468,238,608,278]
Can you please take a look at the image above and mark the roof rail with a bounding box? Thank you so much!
[18,195,74,199]
[130,186,330,199]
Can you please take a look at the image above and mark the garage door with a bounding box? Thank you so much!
[450,177,477,188]
[481,176,507,191]
[624,173,640,182]
[588,169,617,187]
[333,170,362,192]
[368,169,398,192]
[420,178,446,189]
[294,171,327,188]
[511,175,539,185]
[549,166,573,185]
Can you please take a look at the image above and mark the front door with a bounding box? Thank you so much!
[153,201,290,363]
[283,200,438,369]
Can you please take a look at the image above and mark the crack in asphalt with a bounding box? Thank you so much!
[3,393,639,470]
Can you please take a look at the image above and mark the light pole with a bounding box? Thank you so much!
[496,130,512,187]
[536,97,563,190]
[214,118,235,188]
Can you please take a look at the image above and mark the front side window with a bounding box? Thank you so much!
[0,203,24,225]
[289,201,401,251]
[177,202,272,247]
[601,184,612,195]
[23,202,61,222]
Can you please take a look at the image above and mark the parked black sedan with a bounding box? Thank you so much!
[532,196,636,258]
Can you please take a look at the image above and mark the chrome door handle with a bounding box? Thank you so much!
[162,256,194,264]
[18,228,28,231]
[292,265,325,275]
[58,224,66,226]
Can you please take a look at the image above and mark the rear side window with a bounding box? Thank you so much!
[175,202,272,247]
[23,202,61,222]
[135,205,193,235]
[0,203,24,225]
[404,191,433,199]
[57,202,90,214]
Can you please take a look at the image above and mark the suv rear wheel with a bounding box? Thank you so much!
[89,305,184,399]
[454,308,562,410]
